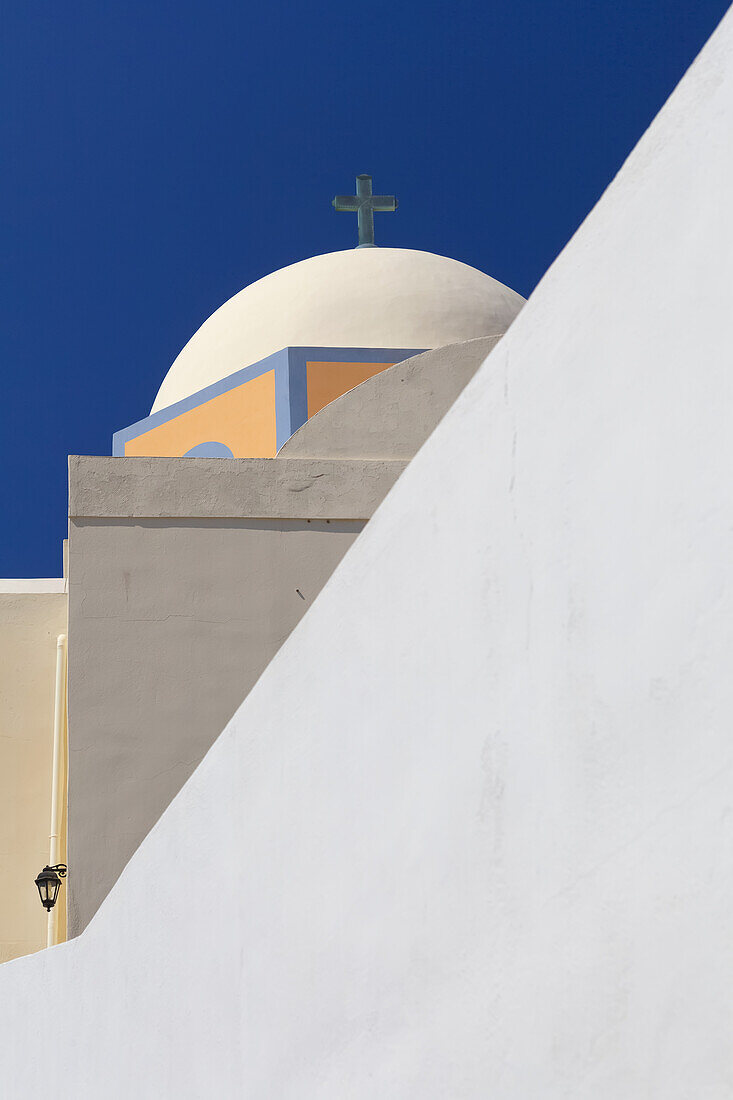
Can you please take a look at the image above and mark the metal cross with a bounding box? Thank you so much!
[332,174,398,248]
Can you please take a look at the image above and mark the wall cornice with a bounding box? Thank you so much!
[68,456,407,520]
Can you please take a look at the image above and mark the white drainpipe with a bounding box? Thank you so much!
[47,633,67,948]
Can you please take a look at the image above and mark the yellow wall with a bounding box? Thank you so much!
[306,361,394,419]
[125,370,277,458]
[0,587,68,962]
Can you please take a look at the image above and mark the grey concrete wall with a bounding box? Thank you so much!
[279,336,502,459]
[67,457,406,936]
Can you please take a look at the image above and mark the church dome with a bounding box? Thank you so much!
[151,247,525,413]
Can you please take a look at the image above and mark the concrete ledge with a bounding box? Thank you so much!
[69,456,408,520]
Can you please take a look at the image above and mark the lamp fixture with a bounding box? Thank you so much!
[34,864,67,912]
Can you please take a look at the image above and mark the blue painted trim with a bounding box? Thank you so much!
[283,348,425,448]
[283,350,307,451]
[111,348,288,456]
[112,346,426,456]
[289,347,425,367]
[274,354,293,451]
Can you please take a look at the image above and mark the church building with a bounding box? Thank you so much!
[1,9,733,1090]
[0,176,525,958]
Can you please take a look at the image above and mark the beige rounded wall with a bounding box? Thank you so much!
[0,584,67,963]
[152,248,525,412]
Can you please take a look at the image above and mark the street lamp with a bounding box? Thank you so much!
[34,864,67,912]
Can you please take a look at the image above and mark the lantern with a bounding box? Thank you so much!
[34,864,67,912]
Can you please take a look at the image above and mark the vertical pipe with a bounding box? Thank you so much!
[47,633,67,949]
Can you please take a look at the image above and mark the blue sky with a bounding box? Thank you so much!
[1,0,728,576]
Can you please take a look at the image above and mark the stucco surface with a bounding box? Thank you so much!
[151,248,524,412]
[1,9,733,1096]
[69,455,406,518]
[66,458,406,934]
[0,589,67,963]
[280,336,503,459]
[67,515,366,935]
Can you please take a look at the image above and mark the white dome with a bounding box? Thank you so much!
[152,248,525,413]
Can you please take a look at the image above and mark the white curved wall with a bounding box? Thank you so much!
[152,248,525,411]
[1,9,733,1096]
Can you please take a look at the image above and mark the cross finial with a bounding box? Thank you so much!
[332,174,398,248]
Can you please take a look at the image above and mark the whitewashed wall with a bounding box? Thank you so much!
[1,8,733,1096]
